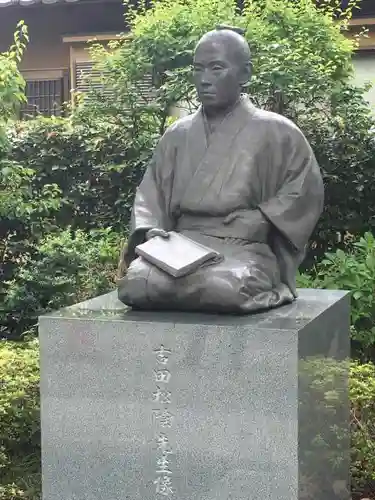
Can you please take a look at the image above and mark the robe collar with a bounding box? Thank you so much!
[177,94,258,210]
[196,94,257,145]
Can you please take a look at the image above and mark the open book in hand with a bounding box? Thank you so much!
[135,231,221,278]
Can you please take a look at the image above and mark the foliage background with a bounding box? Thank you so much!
[86,0,375,262]
[2,0,375,498]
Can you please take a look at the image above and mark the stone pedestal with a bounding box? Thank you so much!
[38,289,350,500]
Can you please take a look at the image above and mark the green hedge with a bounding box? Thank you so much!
[1,116,152,340]
[1,228,121,340]
[297,232,375,360]
[351,362,375,496]
[0,340,40,500]
[9,116,152,233]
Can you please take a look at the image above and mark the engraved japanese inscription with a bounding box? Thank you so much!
[152,345,174,498]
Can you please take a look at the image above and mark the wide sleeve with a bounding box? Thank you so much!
[257,124,324,252]
[123,132,176,267]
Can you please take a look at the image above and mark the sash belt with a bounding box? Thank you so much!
[175,213,270,244]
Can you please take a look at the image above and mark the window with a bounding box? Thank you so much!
[21,78,64,118]
[68,39,155,106]
[68,39,115,102]
[74,59,112,97]
[20,70,67,118]
[74,59,154,101]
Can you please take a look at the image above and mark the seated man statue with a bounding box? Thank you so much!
[117,26,324,314]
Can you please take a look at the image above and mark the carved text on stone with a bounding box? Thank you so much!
[152,344,174,498]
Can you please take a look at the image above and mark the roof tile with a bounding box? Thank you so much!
[0,0,80,7]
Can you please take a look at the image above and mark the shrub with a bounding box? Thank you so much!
[8,116,152,232]
[0,24,66,342]
[0,21,28,152]
[350,362,375,497]
[1,228,121,339]
[2,114,149,339]
[0,339,40,500]
[0,160,62,287]
[297,232,375,360]
[299,84,375,264]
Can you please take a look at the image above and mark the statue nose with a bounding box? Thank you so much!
[200,69,213,85]
[200,76,211,85]
[200,78,214,89]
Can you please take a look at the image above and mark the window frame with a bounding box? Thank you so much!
[20,69,68,118]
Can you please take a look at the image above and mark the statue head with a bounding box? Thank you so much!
[193,26,251,116]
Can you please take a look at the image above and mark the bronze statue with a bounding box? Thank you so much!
[117,27,324,314]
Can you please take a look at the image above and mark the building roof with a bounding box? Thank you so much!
[0,0,80,6]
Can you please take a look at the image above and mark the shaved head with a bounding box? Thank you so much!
[195,27,251,67]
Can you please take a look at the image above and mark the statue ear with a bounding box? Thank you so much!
[239,61,252,87]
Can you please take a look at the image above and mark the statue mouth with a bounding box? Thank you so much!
[200,92,217,99]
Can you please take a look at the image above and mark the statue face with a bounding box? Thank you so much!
[193,39,243,114]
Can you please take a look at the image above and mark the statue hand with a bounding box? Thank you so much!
[223,209,248,225]
[146,228,170,240]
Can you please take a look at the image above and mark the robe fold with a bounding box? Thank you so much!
[117,95,324,314]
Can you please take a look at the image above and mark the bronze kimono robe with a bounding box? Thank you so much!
[117,96,324,314]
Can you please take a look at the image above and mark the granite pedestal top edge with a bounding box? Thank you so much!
[38,289,349,331]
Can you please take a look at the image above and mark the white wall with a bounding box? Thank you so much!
[352,52,375,110]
